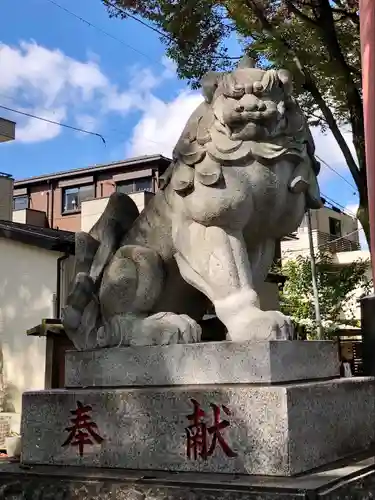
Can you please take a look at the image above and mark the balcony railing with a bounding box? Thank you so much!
[317,231,360,253]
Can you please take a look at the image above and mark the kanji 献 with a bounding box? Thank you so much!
[185,399,237,460]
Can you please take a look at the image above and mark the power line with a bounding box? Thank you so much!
[316,154,358,193]
[44,0,161,67]
[321,192,358,218]
[0,90,176,149]
[0,104,106,144]
[102,0,241,61]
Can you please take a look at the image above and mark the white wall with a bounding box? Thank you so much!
[12,210,26,224]
[333,250,372,322]
[81,192,153,233]
[0,239,59,416]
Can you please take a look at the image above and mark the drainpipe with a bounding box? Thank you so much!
[50,180,54,228]
[56,253,69,320]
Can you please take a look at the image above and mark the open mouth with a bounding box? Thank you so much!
[229,121,266,140]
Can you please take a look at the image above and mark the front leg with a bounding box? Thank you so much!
[173,220,292,341]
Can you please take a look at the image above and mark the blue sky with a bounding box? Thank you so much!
[0,0,362,227]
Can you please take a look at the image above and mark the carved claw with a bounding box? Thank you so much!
[226,310,295,342]
[94,312,202,348]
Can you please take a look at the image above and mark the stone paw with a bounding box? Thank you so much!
[95,312,202,348]
[227,310,295,342]
[140,312,202,345]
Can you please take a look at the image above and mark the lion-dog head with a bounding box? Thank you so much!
[160,56,322,210]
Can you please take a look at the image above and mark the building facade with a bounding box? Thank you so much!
[12,155,170,232]
[281,205,370,329]
[281,206,361,258]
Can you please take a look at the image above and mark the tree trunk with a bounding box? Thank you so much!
[358,173,371,247]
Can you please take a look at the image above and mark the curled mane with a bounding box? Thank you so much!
[159,66,319,207]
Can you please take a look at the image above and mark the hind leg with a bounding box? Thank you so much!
[98,245,201,347]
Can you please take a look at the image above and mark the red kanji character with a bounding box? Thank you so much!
[62,401,104,457]
[186,399,208,460]
[185,399,237,460]
[207,404,238,458]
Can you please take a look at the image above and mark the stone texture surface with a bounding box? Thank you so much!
[62,58,323,351]
[21,378,375,476]
[1,454,375,499]
[65,340,339,388]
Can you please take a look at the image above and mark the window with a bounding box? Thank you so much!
[116,177,152,195]
[62,185,94,213]
[13,195,28,211]
[329,217,342,237]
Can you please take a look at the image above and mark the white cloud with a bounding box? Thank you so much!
[0,38,362,192]
[16,107,67,143]
[74,114,99,134]
[0,40,172,144]
[127,91,203,157]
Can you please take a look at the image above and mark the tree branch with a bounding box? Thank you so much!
[284,0,319,28]
[243,0,361,190]
[331,8,359,25]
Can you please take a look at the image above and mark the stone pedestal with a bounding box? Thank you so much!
[361,295,375,376]
[65,340,339,387]
[20,341,375,477]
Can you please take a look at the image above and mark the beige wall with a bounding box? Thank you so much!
[0,175,13,222]
[81,192,154,233]
[281,207,359,258]
[0,239,59,416]
[315,207,358,243]
[0,118,15,143]
[13,208,48,227]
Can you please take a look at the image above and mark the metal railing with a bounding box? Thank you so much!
[317,231,360,253]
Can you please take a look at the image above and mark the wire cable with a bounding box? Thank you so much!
[101,0,241,60]
[44,0,161,66]
[0,104,106,144]
[321,193,358,218]
[316,154,358,193]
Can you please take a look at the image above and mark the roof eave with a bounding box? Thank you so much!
[14,154,171,187]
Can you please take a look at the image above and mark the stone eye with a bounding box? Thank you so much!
[257,101,267,111]
[253,82,263,93]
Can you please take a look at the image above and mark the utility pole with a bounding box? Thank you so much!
[306,209,323,339]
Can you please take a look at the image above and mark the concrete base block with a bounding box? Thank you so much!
[21,377,375,476]
[2,454,375,499]
[65,340,339,387]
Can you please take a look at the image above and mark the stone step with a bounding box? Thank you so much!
[65,340,339,388]
[21,377,375,476]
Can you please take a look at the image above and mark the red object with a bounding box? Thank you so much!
[186,399,237,460]
[360,0,375,280]
[62,401,104,457]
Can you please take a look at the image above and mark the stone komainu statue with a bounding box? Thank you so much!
[62,57,322,350]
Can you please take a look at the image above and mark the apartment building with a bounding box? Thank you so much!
[12,154,170,232]
[281,204,371,330]
[281,206,361,257]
